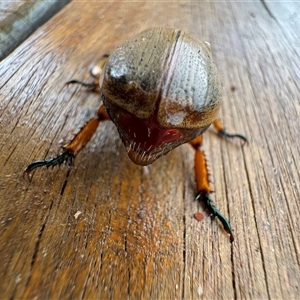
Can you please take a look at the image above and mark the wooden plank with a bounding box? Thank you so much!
[0,0,71,61]
[0,0,299,299]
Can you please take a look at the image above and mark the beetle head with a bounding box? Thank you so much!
[103,98,212,165]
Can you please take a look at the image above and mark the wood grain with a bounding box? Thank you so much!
[0,0,299,299]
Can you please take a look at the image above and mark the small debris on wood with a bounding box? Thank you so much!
[194,212,205,221]
[74,211,82,219]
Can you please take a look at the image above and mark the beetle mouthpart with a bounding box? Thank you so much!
[120,135,172,166]
[104,100,210,166]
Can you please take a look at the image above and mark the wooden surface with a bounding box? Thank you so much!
[0,1,299,299]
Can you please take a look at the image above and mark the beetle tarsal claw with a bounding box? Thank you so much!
[23,152,74,181]
[195,191,234,243]
[23,169,33,182]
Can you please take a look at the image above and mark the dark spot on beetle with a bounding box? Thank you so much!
[191,87,195,92]
[116,75,128,85]
[106,66,112,74]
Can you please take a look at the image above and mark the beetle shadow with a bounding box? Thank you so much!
[72,121,127,182]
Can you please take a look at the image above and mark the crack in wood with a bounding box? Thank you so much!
[60,168,71,196]
[24,199,54,290]
[259,0,277,21]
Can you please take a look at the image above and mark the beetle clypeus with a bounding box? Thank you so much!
[24,27,247,242]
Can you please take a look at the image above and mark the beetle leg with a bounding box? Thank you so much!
[66,55,109,92]
[213,119,247,144]
[24,105,110,180]
[189,135,234,243]
[66,79,98,91]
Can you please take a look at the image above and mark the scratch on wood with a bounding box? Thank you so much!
[259,0,276,21]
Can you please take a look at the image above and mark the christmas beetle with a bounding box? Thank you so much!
[24,27,247,242]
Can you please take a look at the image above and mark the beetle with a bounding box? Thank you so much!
[24,27,247,242]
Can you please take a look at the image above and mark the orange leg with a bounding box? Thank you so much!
[189,135,234,243]
[24,105,110,179]
[213,119,247,143]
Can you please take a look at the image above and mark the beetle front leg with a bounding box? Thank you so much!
[24,105,110,180]
[213,119,247,143]
[66,55,109,92]
[189,135,234,243]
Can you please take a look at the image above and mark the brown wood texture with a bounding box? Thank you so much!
[0,1,299,299]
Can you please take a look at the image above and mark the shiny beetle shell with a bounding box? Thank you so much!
[100,27,221,165]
